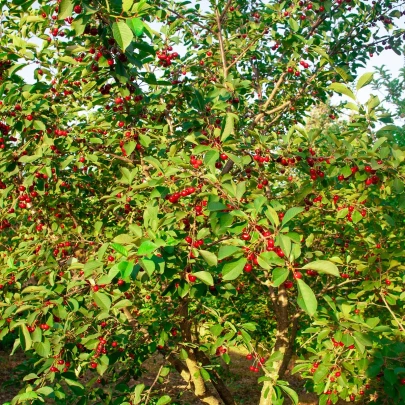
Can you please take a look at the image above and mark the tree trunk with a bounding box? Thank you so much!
[179,299,221,405]
[259,285,300,405]
[196,351,237,405]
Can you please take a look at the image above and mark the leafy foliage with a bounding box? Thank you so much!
[0,0,405,405]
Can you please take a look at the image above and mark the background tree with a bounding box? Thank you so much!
[371,61,405,146]
[1,1,405,405]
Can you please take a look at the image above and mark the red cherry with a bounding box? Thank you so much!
[241,233,251,241]
[244,263,253,273]
[284,280,293,289]
[293,271,303,279]
[107,255,114,262]
[188,274,197,282]
[90,362,98,369]
[73,4,82,13]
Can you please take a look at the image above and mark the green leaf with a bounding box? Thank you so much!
[278,384,298,405]
[93,292,111,311]
[353,331,372,346]
[156,395,171,405]
[296,279,317,316]
[122,0,134,12]
[288,18,299,32]
[19,155,41,163]
[204,149,219,167]
[313,364,329,383]
[36,386,53,396]
[302,260,340,277]
[64,378,84,389]
[207,201,227,211]
[258,251,285,270]
[351,210,363,224]
[113,234,134,244]
[58,0,73,19]
[356,72,374,90]
[221,113,235,141]
[281,207,304,226]
[279,234,291,257]
[20,324,32,350]
[328,83,355,100]
[126,18,144,37]
[112,21,134,51]
[222,258,247,281]
[33,120,46,131]
[199,250,218,267]
[134,384,145,403]
[137,241,158,256]
[265,206,280,227]
[83,260,103,273]
[218,245,242,260]
[210,324,223,336]
[111,243,128,257]
[272,268,289,287]
[193,271,214,286]
[33,340,50,358]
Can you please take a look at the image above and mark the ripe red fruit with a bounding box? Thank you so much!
[90,362,98,369]
[188,274,197,282]
[118,121,125,128]
[284,280,293,289]
[220,153,228,161]
[241,233,251,241]
[293,271,303,279]
[26,114,33,121]
[246,354,253,360]
[92,285,99,292]
[244,263,253,273]
[107,255,114,262]
[73,4,82,13]
[117,279,125,286]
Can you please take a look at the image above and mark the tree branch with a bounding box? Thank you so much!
[215,8,228,78]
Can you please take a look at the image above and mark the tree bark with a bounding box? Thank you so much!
[179,299,221,405]
[259,285,299,405]
[196,351,237,405]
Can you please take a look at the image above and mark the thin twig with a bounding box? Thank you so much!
[166,7,214,34]
[215,8,228,78]
[144,364,164,405]
[219,0,233,22]
[380,293,405,332]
